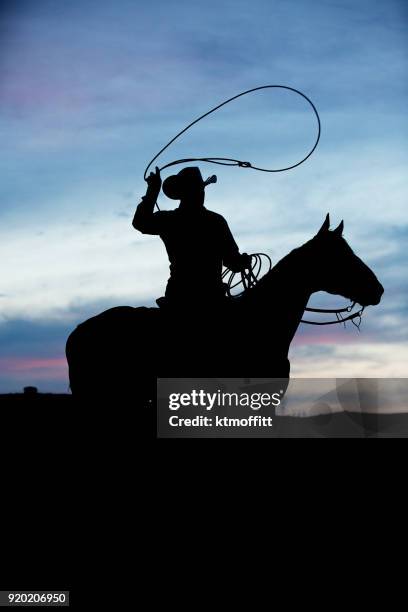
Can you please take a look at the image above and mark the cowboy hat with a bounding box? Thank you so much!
[162,166,216,200]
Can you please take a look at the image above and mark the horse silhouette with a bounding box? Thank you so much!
[66,215,383,403]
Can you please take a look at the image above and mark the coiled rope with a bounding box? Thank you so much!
[222,253,272,297]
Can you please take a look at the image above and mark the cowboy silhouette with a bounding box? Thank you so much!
[133,166,251,308]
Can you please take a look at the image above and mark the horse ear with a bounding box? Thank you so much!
[317,213,330,236]
[333,220,344,237]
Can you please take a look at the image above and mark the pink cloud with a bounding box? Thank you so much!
[0,356,68,381]
[293,328,375,346]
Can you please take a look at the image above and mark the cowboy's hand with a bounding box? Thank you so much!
[241,253,252,270]
[145,166,162,198]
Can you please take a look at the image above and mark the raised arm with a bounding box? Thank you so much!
[132,167,162,235]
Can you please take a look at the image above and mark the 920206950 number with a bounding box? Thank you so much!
[8,593,66,604]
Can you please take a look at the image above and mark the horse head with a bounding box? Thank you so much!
[310,213,384,307]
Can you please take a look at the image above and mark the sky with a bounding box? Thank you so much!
[1,0,407,392]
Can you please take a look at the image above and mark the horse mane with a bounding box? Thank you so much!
[240,238,315,305]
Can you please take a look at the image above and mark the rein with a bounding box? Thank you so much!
[224,254,365,329]
[301,303,365,328]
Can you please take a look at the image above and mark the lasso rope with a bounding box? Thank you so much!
[222,253,272,297]
[144,84,321,180]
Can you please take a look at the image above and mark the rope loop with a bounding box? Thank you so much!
[144,84,321,180]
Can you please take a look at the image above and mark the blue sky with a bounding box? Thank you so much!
[1,0,407,391]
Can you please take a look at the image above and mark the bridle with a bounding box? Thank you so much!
[223,253,366,329]
[301,302,365,329]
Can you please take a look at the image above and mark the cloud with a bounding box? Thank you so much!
[290,341,408,377]
[0,316,71,392]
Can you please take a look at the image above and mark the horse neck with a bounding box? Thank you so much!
[246,244,315,345]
